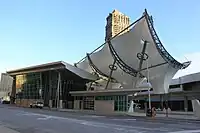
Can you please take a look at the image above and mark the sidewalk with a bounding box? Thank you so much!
[156,111,194,115]
[44,107,200,121]
[0,125,19,133]
[126,112,200,121]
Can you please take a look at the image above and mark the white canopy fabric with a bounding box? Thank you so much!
[62,62,98,81]
[76,10,190,94]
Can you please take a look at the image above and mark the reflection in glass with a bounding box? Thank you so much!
[15,73,42,100]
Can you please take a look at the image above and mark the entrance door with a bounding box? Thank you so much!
[83,96,94,110]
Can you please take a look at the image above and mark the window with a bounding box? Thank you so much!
[15,72,42,100]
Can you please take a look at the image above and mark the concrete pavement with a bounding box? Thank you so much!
[0,125,19,133]
[1,105,200,133]
[43,107,200,122]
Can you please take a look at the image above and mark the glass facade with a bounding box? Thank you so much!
[14,70,87,109]
[95,95,127,111]
[15,72,42,100]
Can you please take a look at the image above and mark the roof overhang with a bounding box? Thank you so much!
[7,61,98,81]
[171,72,200,85]
[70,88,148,96]
[7,61,65,76]
[61,61,98,80]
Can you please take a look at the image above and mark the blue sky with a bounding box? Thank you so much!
[0,0,200,77]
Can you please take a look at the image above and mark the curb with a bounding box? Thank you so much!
[126,114,200,123]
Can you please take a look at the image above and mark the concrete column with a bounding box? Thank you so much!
[59,80,62,109]
[81,100,84,110]
[192,99,200,118]
[144,101,147,113]
[74,100,80,110]
[160,94,164,110]
[184,96,188,112]
[11,77,16,104]
[59,100,63,109]
[49,100,52,108]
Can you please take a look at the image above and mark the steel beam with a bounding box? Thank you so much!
[105,59,117,90]
[76,15,145,64]
[133,40,148,88]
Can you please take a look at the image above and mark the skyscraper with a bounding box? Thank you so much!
[105,9,130,41]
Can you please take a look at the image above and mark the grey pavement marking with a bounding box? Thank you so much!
[112,118,137,121]
[16,110,169,132]
[168,130,200,133]
[2,105,200,133]
[81,115,105,118]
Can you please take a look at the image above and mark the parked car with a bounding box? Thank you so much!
[30,101,44,109]
[2,96,10,104]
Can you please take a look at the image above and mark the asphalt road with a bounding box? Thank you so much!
[0,105,200,133]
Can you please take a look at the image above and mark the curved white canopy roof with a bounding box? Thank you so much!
[76,9,190,94]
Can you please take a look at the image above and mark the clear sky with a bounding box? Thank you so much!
[0,0,200,78]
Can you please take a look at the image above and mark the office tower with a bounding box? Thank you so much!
[105,9,130,41]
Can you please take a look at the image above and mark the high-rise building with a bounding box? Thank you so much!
[105,9,130,41]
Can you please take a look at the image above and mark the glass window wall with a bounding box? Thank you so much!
[15,72,42,100]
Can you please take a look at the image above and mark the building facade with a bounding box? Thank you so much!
[71,72,200,113]
[7,61,96,109]
[5,61,200,113]
[0,73,13,98]
[72,9,192,113]
[105,9,130,41]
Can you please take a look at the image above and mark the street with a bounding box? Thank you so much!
[0,105,200,133]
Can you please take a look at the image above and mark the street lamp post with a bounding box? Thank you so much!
[146,54,151,110]
[148,88,151,109]
[129,40,148,113]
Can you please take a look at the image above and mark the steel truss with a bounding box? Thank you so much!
[144,9,191,69]
[76,9,190,84]
[76,16,144,65]
[86,53,117,82]
[108,41,144,78]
